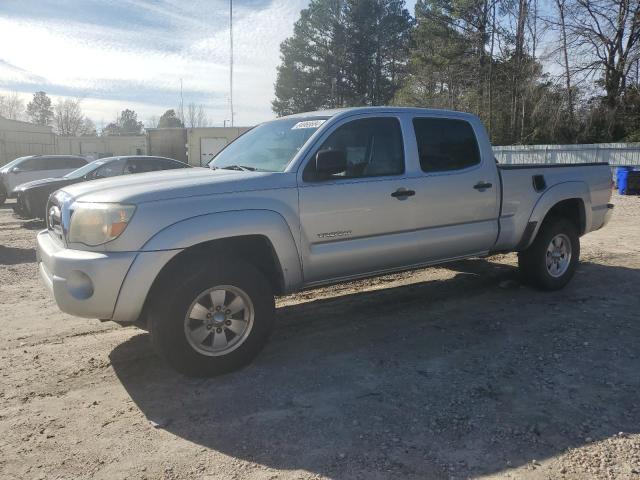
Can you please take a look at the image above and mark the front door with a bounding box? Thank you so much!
[298,116,417,285]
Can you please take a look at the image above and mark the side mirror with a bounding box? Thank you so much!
[316,149,347,175]
[10,166,23,174]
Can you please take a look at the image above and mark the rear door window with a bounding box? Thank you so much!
[65,157,87,168]
[413,118,480,172]
[19,157,50,171]
[46,157,74,170]
[125,158,156,174]
[159,158,187,170]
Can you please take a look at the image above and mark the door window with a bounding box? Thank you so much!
[159,159,187,170]
[46,157,78,170]
[18,157,50,171]
[413,118,480,172]
[125,158,176,173]
[93,161,124,178]
[304,117,404,181]
[65,157,87,169]
[124,158,151,174]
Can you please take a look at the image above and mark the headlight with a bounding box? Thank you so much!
[67,203,136,246]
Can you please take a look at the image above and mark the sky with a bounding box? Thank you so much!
[0,0,419,128]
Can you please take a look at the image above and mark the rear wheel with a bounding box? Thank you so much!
[518,218,580,290]
[0,188,6,206]
[150,255,275,377]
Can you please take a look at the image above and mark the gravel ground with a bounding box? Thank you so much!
[0,194,639,480]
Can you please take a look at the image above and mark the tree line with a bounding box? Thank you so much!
[0,91,211,136]
[273,0,640,145]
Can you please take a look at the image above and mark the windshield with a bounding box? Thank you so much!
[0,156,31,172]
[63,159,105,179]
[209,117,327,172]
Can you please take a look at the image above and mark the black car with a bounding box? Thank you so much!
[13,155,190,219]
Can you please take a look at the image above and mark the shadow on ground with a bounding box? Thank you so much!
[20,219,45,230]
[0,245,36,265]
[110,259,640,478]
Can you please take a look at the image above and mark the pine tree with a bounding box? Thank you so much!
[272,0,412,116]
[26,91,53,126]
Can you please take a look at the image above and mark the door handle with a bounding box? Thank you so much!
[473,182,493,190]
[391,188,415,199]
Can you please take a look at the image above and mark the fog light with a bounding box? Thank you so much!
[67,270,94,299]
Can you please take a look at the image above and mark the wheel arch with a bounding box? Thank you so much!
[522,181,590,250]
[112,210,303,327]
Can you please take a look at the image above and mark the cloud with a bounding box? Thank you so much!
[0,0,307,126]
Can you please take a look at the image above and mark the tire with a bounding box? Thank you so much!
[0,190,6,206]
[518,218,580,291]
[149,255,275,377]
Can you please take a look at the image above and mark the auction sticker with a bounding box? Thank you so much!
[292,120,326,129]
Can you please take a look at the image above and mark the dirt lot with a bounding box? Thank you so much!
[0,195,639,480]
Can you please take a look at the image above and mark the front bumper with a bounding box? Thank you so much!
[36,230,137,319]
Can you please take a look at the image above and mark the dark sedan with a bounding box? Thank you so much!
[13,155,190,219]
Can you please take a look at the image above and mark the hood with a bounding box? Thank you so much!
[13,177,74,192]
[60,167,295,204]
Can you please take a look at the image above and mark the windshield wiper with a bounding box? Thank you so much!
[219,165,257,171]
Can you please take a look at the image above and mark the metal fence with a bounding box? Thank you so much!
[493,143,640,167]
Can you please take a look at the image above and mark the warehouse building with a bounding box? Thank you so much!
[56,135,147,160]
[0,116,56,165]
[1,116,250,167]
[147,126,250,166]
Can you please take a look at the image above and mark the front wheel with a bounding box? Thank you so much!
[518,218,580,290]
[150,256,275,377]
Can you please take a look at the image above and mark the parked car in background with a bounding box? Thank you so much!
[0,155,88,205]
[13,155,190,219]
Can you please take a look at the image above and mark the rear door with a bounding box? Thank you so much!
[403,116,500,260]
[298,115,418,285]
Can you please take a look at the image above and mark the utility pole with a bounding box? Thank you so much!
[229,0,234,127]
[179,78,184,126]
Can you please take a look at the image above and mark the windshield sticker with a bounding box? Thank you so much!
[292,120,326,129]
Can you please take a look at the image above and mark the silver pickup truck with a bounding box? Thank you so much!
[36,107,613,376]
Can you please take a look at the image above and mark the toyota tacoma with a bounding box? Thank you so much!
[36,107,614,376]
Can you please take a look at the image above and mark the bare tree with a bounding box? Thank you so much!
[0,91,26,120]
[54,98,85,136]
[146,115,159,129]
[557,0,575,120]
[80,117,97,136]
[565,0,640,107]
[511,0,529,142]
[186,103,208,128]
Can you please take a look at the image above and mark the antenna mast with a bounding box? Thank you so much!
[229,0,234,127]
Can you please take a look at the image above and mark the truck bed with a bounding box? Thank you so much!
[493,162,612,251]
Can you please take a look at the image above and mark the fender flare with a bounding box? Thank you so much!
[141,209,303,291]
[522,181,591,250]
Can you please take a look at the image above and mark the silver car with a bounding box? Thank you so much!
[0,155,87,204]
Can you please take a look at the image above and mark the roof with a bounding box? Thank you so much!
[280,106,479,122]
